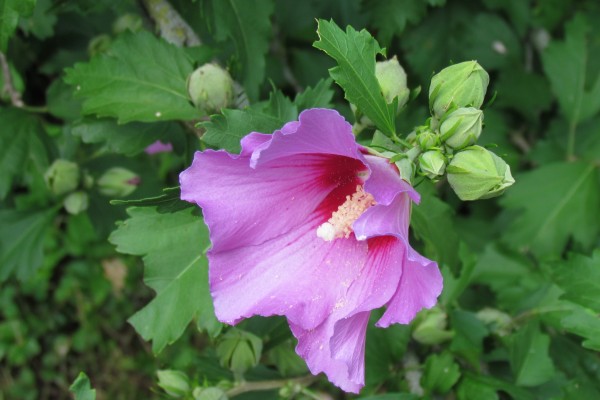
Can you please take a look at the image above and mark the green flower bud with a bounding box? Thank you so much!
[97,167,139,198]
[376,56,410,109]
[419,150,446,180]
[447,145,515,201]
[188,64,234,114]
[157,370,190,398]
[63,191,89,215]
[193,387,228,400]
[45,159,79,196]
[429,61,489,119]
[412,308,454,345]
[88,34,112,57]
[476,307,512,337]
[416,130,439,150]
[216,329,263,375]
[440,107,483,149]
[112,14,143,34]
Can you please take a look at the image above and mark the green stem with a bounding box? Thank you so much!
[225,375,317,397]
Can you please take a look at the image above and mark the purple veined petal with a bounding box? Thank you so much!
[376,247,442,327]
[353,193,412,240]
[250,109,366,168]
[239,132,271,157]
[290,312,370,394]
[209,212,368,329]
[362,155,419,205]
[180,151,366,253]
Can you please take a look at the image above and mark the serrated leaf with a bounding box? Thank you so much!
[294,78,334,111]
[64,31,202,123]
[422,352,461,394]
[560,306,600,351]
[210,0,274,101]
[365,0,428,46]
[0,207,56,282]
[69,372,96,400]
[500,162,600,258]
[509,322,555,386]
[71,118,184,156]
[542,14,600,123]
[0,0,35,52]
[450,310,488,368]
[554,250,600,311]
[0,108,48,199]
[109,207,220,353]
[314,19,397,137]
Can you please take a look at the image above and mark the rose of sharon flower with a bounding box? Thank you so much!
[180,108,443,392]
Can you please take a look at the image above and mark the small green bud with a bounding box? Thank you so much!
[63,191,89,215]
[419,150,446,180]
[97,167,139,198]
[188,64,234,114]
[216,329,263,375]
[112,14,143,34]
[45,159,79,196]
[416,130,439,150]
[447,145,515,201]
[88,34,112,57]
[429,61,489,119]
[157,370,190,398]
[376,56,410,109]
[193,387,228,400]
[440,107,483,149]
[412,308,454,345]
[476,307,512,337]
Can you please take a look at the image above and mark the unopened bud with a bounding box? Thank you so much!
[157,370,190,398]
[412,308,454,345]
[188,64,234,114]
[63,191,89,215]
[376,56,409,110]
[416,130,439,150]
[476,307,512,337]
[97,167,139,198]
[440,107,483,149]
[419,151,446,180]
[216,329,262,375]
[45,159,79,196]
[447,145,515,201]
[112,14,143,34]
[429,61,489,119]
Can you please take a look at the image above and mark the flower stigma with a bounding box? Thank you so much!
[316,185,376,241]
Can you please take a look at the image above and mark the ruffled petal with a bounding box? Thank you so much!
[209,217,368,329]
[289,236,406,392]
[181,151,363,252]
[362,155,419,205]
[251,109,365,168]
[290,312,369,394]
[376,248,442,327]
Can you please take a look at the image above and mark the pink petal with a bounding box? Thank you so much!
[180,151,364,253]
[363,155,419,205]
[145,140,173,154]
[251,109,365,168]
[376,247,443,327]
[209,217,368,329]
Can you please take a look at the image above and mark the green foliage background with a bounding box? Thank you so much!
[1,0,599,399]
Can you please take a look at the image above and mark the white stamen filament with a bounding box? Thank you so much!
[316,185,375,241]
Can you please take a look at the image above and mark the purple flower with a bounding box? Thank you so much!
[180,108,443,392]
[145,140,173,155]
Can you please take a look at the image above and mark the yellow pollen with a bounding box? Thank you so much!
[316,185,376,241]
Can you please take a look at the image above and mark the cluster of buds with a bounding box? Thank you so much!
[407,61,514,200]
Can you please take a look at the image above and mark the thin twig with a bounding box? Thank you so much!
[225,375,317,397]
[0,51,24,107]
[141,0,201,46]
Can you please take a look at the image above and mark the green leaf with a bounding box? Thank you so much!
[111,187,193,214]
[294,78,334,111]
[509,321,555,386]
[542,14,600,124]
[450,310,488,368]
[554,250,600,312]
[457,375,499,400]
[69,372,96,400]
[560,306,600,351]
[0,108,48,199]
[64,31,201,123]
[109,207,220,353]
[411,184,460,269]
[0,207,56,282]
[209,0,274,101]
[71,119,185,156]
[314,19,397,137]
[421,352,461,394]
[500,162,600,258]
[364,0,428,46]
[0,0,35,52]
